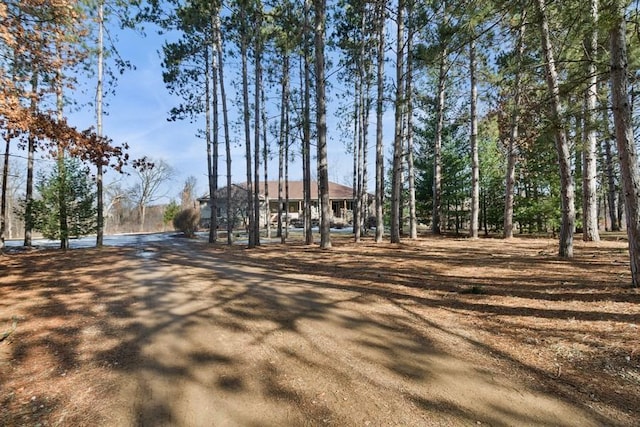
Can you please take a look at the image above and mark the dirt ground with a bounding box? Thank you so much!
[1,233,639,426]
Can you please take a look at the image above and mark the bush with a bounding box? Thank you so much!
[172,208,200,238]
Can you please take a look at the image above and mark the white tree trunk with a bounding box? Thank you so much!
[582,0,600,242]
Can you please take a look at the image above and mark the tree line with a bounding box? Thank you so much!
[2,0,640,286]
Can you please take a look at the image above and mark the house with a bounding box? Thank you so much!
[198,180,368,228]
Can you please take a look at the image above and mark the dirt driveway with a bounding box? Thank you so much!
[1,235,639,426]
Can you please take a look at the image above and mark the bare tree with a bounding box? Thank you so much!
[129,159,174,232]
[180,175,198,209]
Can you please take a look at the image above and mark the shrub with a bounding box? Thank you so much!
[172,208,200,238]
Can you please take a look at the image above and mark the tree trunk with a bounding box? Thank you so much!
[582,0,600,242]
[303,0,313,245]
[214,14,232,245]
[406,0,416,240]
[205,46,215,243]
[353,77,361,242]
[254,12,262,246]
[361,80,371,237]
[208,31,220,244]
[610,4,640,287]
[240,13,254,248]
[536,0,575,257]
[96,0,105,247]
[56,52,69,250]
[375,0,385,242]
[504,12,525,239]
[433,46,447,235]
[277,52,289,241]
[212,41,219,243]
[469,36,479,239]
[390,0,404,243]
[602,94,619,231]
[0,135,9,250]
[315,0,331,249]
[285,120,290,241]
[262,85,270,240]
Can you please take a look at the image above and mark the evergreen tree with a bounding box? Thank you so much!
[28,159,96,245]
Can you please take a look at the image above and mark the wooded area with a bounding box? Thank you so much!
[2,0,640,285]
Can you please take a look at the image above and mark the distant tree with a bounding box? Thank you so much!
[129,159,174,232]
[163,200,180,226]
[180,176,198,209]
[28,159,96,246]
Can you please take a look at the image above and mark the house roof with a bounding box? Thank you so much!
[199,180,356,201]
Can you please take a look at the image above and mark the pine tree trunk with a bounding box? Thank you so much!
[303,0,313,245]
[212,42,219,243]
[24,70,38,247]
[205,47,214,242]
[315,0,331,249]
[214,14,232,245]
[353,78,361,242]
[375,0,385,243]
[285,123,290,241]
[254,15,262,246]
[610,4,640,287]
[433,48,447,235]
[56,55,69,250]
[602,97,619,231]
[96,0,105,247]
[406,0,416,240]
[0,135,9,250]
[582,0,600,242]
[361,80,370,237]
[469,37,479,239]
[390,0,404,243]
[240,13,254,248]
[536,0,575,257]
[277,52,289,241]
[503,13,525,239]
[262,86,270,240]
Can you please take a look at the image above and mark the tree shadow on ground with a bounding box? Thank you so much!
[1,235,638,425]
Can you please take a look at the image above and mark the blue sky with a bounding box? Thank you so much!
[66,21,388,203]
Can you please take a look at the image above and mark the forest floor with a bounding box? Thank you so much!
[1,232,639,426]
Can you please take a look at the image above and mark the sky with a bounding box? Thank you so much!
[64,20,391,204]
